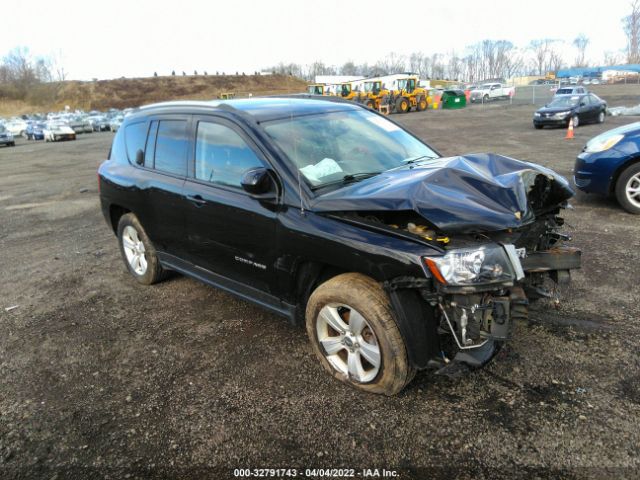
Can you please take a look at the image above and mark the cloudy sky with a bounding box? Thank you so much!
[1,0,631,80]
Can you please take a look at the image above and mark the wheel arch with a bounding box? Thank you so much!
[108,204,131,234]
[609,155,640,195]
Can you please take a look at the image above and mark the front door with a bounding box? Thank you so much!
[182,116,280,295]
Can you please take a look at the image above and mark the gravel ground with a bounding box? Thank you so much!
[1,91,639,479]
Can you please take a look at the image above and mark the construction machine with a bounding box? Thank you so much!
[353,79,391,110]
[385,75,429,113]
[307,84,328,95]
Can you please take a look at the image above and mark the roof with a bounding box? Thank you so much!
[135,97,359,123]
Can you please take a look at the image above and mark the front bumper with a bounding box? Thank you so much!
[574,149,627,195]
[533,116,570,126]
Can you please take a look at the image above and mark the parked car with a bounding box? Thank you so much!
[98,98,581,395]
[43,121,76,142]
[25,122,46,140]
[4,119,27,137]
[92,116,111,132]
[469,83,515,103]
[574,122,640,214]
[533,93,607,129]
[0,124,15,147]
[109,115,124,132]
[554,86,587,97]
[68,115,93,134]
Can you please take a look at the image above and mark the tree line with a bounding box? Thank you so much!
[267,36,631,83]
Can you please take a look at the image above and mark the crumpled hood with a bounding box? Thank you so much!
[311,153,574,233]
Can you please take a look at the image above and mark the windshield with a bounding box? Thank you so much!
[262,109,439,189]
[548,96,580,108]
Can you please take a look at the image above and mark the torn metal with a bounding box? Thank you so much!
[311,153,575,234]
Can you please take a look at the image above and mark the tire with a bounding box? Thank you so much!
[366,99,375,109]
[615,163,640,214]
[416,95,427,111]
[483,94,489,103]
[305,273,415,395]
[395,97,410,114]
[571,115,579,128]
[117,213,169,284]
[597,110,605,124]
[9,142,15,147]
[534,124,543,129]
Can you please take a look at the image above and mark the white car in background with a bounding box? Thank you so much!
[5,119,28,137]
[43,121,76,142]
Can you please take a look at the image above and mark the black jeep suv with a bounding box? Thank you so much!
[98,97,581,395]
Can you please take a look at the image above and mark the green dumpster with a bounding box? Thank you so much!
[441,89,467,109]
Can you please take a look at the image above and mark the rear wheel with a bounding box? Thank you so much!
[615,163,640,214]
[117,213,169,284]
[597,110,605,124]
[306,273,415,395]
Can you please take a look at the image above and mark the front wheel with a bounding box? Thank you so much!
[395,97,410,113]
[534,124,543,129]
[416,95,427,111]
[571,115,579,128]
[305,273,415,395]
[615,163,640,214]
[117,213,169,284]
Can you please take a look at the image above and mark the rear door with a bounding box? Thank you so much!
[182,115,280,295]
[126,116,191,258]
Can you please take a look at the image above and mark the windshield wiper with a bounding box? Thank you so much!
[311,172,382,191]
[402,155,438,164]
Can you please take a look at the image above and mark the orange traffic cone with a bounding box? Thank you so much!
[565,118,574,139]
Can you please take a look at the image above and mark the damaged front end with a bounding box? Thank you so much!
[317,153,581,372]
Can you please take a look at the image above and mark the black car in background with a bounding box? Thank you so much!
[533,93,607,129]
[98,97,581,395]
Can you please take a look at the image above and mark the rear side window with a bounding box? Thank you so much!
[124,121,148,163]
[194,122,264,187]
[154,120,188,176]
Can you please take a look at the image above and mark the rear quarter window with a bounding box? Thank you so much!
[124,121,149,163]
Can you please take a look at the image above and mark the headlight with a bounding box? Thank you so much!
[425,245,517,286]
[584,133,624,153]
[553,111,571,119]
[534,112,541,117]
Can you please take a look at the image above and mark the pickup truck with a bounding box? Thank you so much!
[470,83,515,103]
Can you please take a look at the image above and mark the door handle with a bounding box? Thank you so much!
[186,194,206,207]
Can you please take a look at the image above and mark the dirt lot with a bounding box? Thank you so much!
[1,97,639,479]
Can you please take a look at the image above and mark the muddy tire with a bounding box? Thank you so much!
[305,273,415,395]
[117,213,169,285]
[615,163,640,214]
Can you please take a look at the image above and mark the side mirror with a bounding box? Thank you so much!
[580,102,586,107]
[241,167,277,200]
[135,149,144,166]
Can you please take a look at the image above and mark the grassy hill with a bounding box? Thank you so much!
[0,74,308,115]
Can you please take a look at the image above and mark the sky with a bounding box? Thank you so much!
[1,0,631,80]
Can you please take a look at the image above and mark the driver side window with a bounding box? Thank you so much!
[195,122,265,188]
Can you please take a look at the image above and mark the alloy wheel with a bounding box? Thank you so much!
[316,304,381,383]
[625,172,640,209]
[122,225,148,275]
